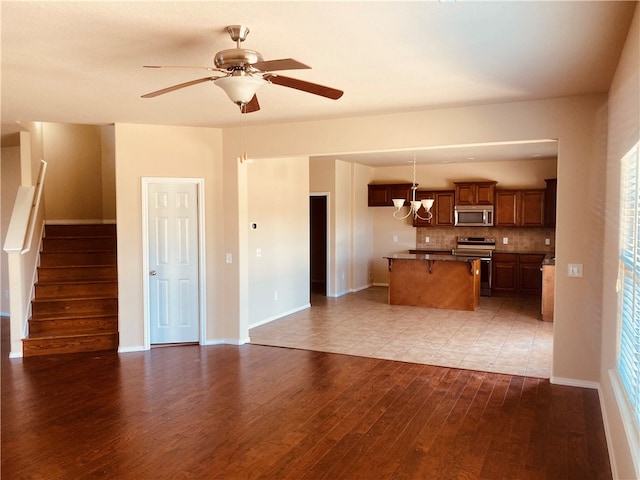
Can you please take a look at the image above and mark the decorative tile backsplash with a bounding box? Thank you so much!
[415,226,555,253]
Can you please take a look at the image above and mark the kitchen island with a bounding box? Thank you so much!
[384,253,481,311]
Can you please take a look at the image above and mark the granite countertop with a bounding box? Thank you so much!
[411,249,556,265]
[385,253,480,262]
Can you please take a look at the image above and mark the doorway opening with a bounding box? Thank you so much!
[310,195,327,296]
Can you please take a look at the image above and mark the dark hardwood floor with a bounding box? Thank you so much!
[1,317,611,479]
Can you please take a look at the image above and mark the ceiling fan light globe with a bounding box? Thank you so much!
[215,76,267,105]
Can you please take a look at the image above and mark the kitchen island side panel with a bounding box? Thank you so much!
[386,257,480,311]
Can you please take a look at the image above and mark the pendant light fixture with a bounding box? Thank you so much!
[392,154,434,221]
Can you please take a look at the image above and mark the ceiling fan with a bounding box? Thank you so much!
[141,25,344,113]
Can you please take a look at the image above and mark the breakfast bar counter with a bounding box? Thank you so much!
[384,253,481,311]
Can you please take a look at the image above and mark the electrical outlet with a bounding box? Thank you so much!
[393,235,398,242]
[369,272,373,280]
[545,238,551,246]
[225,253,232,264]
[502,237,509,245]
[256,248,261,257]
[424,236,430,243]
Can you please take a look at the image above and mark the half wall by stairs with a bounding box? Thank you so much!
[23,224,119,356]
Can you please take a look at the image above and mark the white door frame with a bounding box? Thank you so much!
[141,177,207,350]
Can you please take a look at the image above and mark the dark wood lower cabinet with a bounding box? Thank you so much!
[492,253,518,294]
[492,253,545,295]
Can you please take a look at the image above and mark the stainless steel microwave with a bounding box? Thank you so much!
[454,205,494,227]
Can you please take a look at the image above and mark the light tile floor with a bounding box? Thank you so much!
[250,287,553,378]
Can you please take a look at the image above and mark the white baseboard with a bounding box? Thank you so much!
[118,345,147,353]
[550,376,600,390]
[9,351,23,359]
[249,303,311,330]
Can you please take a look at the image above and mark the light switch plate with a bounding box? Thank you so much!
[568,263,583,277]
[502,237,509,245]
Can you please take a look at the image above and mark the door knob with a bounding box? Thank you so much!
[150,270,157,276]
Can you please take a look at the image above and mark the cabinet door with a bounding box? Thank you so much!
[492,253,518,293]
[368,184,413,207]
[476,183,495,205]
[519,254,545,294]
[454,184,476,205]
[368,185,390,206]
[412,191,436,227]
[390,185,414,205]
[495,191,518,226]
[520,190,545,227]
[434,191,455,226]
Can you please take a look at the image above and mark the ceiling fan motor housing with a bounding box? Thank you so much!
[214,48,264,70]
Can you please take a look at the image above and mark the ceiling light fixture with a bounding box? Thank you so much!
[215,72,267,105]
[392,154,434,221]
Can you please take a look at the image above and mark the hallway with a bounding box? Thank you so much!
[250,287,553,378]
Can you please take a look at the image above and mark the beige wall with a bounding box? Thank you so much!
[100,125,116,221]
[114,123,225,349]
[42,123,104,221]
[1,146,22,315]
[600,5,639,479]
[247,156,310,327]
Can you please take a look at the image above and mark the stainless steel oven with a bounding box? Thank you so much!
[452,237,496,296]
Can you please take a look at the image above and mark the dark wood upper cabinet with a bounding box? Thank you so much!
[412,190,455,227]
[367,183,414,207]
[454,182,496,205]
[495,189,545,227]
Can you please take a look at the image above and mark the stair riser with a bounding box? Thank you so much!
[38,266,117,283]
[45,224,116,237]
[23,333,119,357]
[32,298,117,318]
[40,252,117,267]
[42,237,117,252]
[35,282,118,299]
[29,317,118,335]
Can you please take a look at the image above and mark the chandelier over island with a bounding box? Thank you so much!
[392,155,434,221]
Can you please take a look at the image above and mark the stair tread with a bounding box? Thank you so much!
[32,295,117,302]
[36,279,117,285]
[26,331,117,340]
[29,313,117,322]
[39,264,116,268]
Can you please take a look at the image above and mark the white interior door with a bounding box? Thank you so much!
[147,182,199,344]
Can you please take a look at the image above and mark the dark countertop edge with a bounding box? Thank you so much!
[384,253,480,262]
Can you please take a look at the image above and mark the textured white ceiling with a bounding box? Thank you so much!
[1,1,636,162]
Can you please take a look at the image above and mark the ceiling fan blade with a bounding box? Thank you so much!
[252,58,310,72]
[242,95,261,113]
[143,65,223,72]
[265,74,343,100]
[141,76,219,98]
